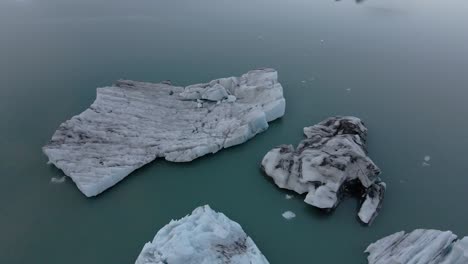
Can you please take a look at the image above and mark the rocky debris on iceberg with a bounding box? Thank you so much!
[261,116,385,225]
[135,205,269,264]
[43,69,285,197]
[365,229,468,264]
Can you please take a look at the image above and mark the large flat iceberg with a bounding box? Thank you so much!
[135,205,269,264]
[43,69,285,197]
[365,229,468,264]
[261,116,385,225]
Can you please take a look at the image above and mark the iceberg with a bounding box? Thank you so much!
[365,229,468,264]
[43,69,285,197]
[261,116,385,225]
[135,205,269,264]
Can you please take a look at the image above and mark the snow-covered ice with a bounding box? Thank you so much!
[135,205,269,264]
[282,211,296,220]
[261,116,385,225]
[285,194,294,199]
[365,229,468,264]
[43,69,285,197]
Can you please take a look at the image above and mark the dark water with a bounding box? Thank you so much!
[1,0,468,263]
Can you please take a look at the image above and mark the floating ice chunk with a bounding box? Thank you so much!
[285,194,294,199]
[50,176,66,184]
[261,116,385,225]
[365,229,468,264]
[43,69,285,197]
[346,88,352,92]
[422,156,431,166]
[282,211,296,220]
[135,205,269,264]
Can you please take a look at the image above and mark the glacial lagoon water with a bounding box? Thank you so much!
[1,0,468,263]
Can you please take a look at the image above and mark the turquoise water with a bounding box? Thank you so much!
[1,0,468,263]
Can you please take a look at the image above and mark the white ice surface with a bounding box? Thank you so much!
[135,205,269,264]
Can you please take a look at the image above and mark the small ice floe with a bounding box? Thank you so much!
[320,39,324,43]
[51,176,66,184]
[346,88,352,92]
[257,35,264,40]
[285,194,294,199]
[301,80,306,84]
[422,155,431,166]
[399,179,406,184]
[282,211,296,220]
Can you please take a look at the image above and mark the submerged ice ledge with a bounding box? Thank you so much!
[135,205,269,264]
[261,116,385,225]
[366,229,468,264]
[43,69,285,197]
